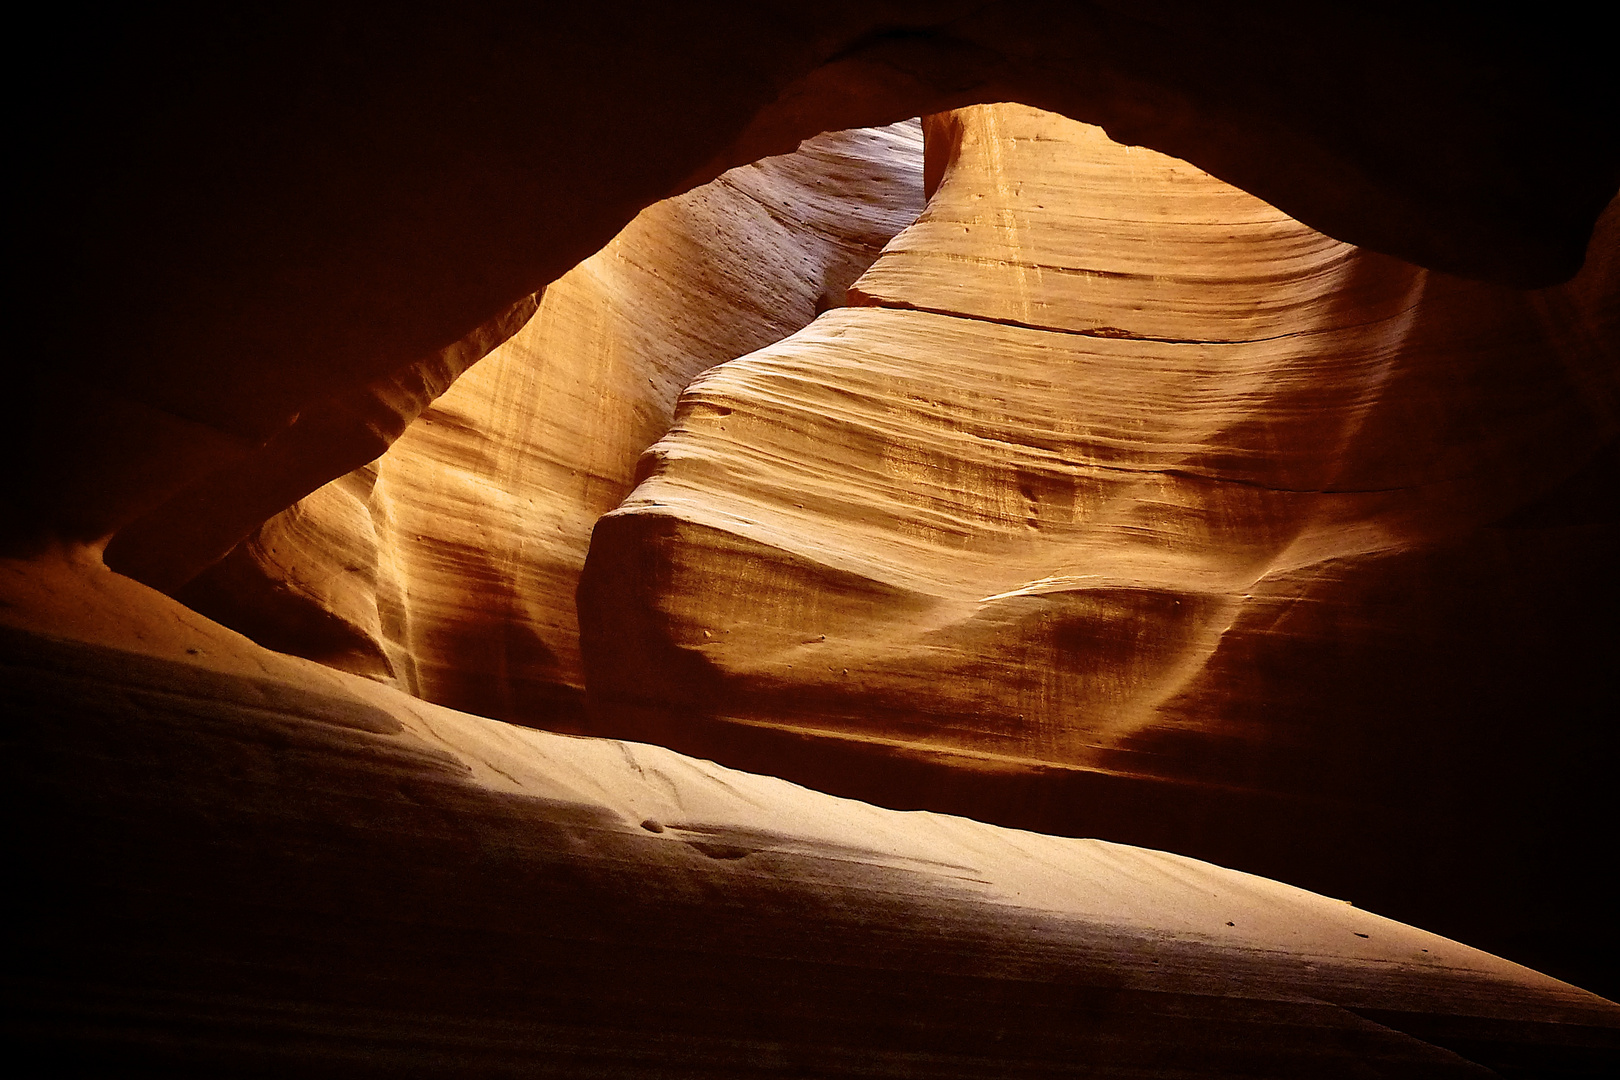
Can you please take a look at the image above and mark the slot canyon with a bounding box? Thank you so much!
[6,6,1618,1076]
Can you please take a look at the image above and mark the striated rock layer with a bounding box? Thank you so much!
[5,546,1617,1076]
[176,123,925,723]
[580,105,1620,989]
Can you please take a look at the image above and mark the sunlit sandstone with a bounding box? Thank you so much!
[587,105,1617,772]
[580,106,1619,984]
[177,122,925,724]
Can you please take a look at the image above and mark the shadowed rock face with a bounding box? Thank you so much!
[12,5,1617,548]
[5,549,1619,1076]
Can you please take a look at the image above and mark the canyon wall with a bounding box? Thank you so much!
[37,101,1619,995]
[172,122,925,724]
[580,105,1619,986]
[586,105,1618,776]
[6,8,1619,1072]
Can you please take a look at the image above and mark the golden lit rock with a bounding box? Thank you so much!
[585,105,1616,771]
[179,123,925,723]
[580,106,1619,982]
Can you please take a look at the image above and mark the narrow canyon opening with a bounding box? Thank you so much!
[9,13,1618,1073]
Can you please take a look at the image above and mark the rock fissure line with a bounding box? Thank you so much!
[850,292,1428,348]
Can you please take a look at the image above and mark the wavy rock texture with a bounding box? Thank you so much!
[6,546,1618,1076]
[9,13,1619,1073]
[177,123,925,723]
[581,105,1620,986]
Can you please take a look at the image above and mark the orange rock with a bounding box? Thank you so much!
[586,105,1616,770]
[180,123,925,725]
[580,105,1620,982]
[8,12,1619,1068]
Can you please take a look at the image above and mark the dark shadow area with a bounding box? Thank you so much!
[6,626,1616,1076]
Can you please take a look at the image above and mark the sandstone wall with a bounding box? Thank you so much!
[178,123,925,725]
[7,11,1619,1067]
[579,105,1619,983]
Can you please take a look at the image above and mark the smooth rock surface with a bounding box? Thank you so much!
[5,546,1616,1076]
